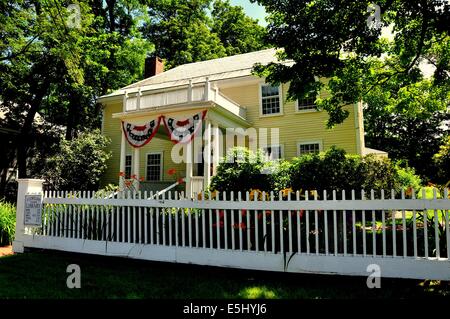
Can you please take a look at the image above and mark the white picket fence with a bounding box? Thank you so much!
[13,179,450,280]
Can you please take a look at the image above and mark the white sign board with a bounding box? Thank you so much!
[24,194,43,226]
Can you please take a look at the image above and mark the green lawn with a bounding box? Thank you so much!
[0,250,449,299]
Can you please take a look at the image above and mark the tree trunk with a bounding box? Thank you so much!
[17,81,50,178]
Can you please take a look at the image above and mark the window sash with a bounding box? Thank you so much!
[125,155,132,179]
[298,143,320,155]
[261,85,281,115]
[146,154,162,181]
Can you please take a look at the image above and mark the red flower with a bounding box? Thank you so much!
[241,209,247,217]
[233,222,246,229]
[124,180,132,187]
[265,210,272,216]
[177,178,185,184]
[118,171,125,177]
[131,174,137,179]
[168,168,176,176]
[298,210,304,218]
[213,221,224,228]
[139,177,145,182]
[219,210,224,219]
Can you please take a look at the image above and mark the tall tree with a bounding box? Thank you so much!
[0,0,150,184]
[211,0,267,56]
[141,0,268,69]
[364,78,449,180]
[254,0,450,127]
[141,0,227,69]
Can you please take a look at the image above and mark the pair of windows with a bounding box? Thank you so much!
[260,84,318,115]
[125,153,163,181]
[261,142,322,160]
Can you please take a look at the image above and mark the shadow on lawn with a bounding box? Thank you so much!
[0,249,449,299]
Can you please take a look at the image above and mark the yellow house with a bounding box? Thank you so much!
[98,48,382,196]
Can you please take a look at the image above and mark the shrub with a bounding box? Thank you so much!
[212,146,423,197]
[433,136,450,186]
[43,130,111,191]
[289,147,365,194]
[0,200,15,246]
[394,163,422,191]
[360,155,400,192]
[210,147,276,193]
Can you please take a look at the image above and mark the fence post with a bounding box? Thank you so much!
[12,179,44,253]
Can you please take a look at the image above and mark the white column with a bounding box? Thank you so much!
[119,129,126,190]
[119,91,128,190]
[13,179,44,253]
[203,119,212,191]
[185,141,193,198]
[204,77,211,101]
[188,79,193,102]
[212,123,220,176]
[133,147,140,191]
[136,88,141,110]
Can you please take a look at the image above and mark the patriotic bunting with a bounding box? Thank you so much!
[163,110,207,144]
[122,117,161,148]
[121,110,207,147]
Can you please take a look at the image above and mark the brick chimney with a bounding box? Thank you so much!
[145,56,164,78]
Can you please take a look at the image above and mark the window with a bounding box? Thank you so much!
[146,153,162,181]
[262,145,283,161]
[260,84,281,115]
[125,155,132,179]
[296,91,317,111]
[297,142,322,156]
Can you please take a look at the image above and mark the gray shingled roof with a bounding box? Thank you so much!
[99,48,290,99]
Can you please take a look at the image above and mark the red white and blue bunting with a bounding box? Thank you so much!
[162,110,207,144]
[122,117,161,148]
[121,110,208,147]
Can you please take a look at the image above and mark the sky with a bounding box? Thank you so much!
[230,0,268,26]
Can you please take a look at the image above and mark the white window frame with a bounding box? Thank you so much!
[145,152,163,181]
[261,144,284,161]
[295,91,320,113]
[259,82,283,117]
[297,140,323,156]
[125,154,133,179]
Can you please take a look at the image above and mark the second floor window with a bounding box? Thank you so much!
[261,84,281,115]
[296,91,317,111]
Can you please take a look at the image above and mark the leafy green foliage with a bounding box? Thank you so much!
[141,0,267,68]
[364,78,450,181]
[433,136,450,185]
[0,200,16,246]
[211,0,267,56]
[43,130,111,191]
[0,0,150,193]
[254,0,450,127]
[211,147,423,196]
[210,147,276,193]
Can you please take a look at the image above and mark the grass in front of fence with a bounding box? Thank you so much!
[1,250,449,299]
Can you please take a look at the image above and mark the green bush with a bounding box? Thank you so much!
[0,200,16,246]
[210,147,277,193]
[211,146,423,197]
[433,136,450,186]
[43,130,111,191]
[289,147,366,194]
[394,163,422,191]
